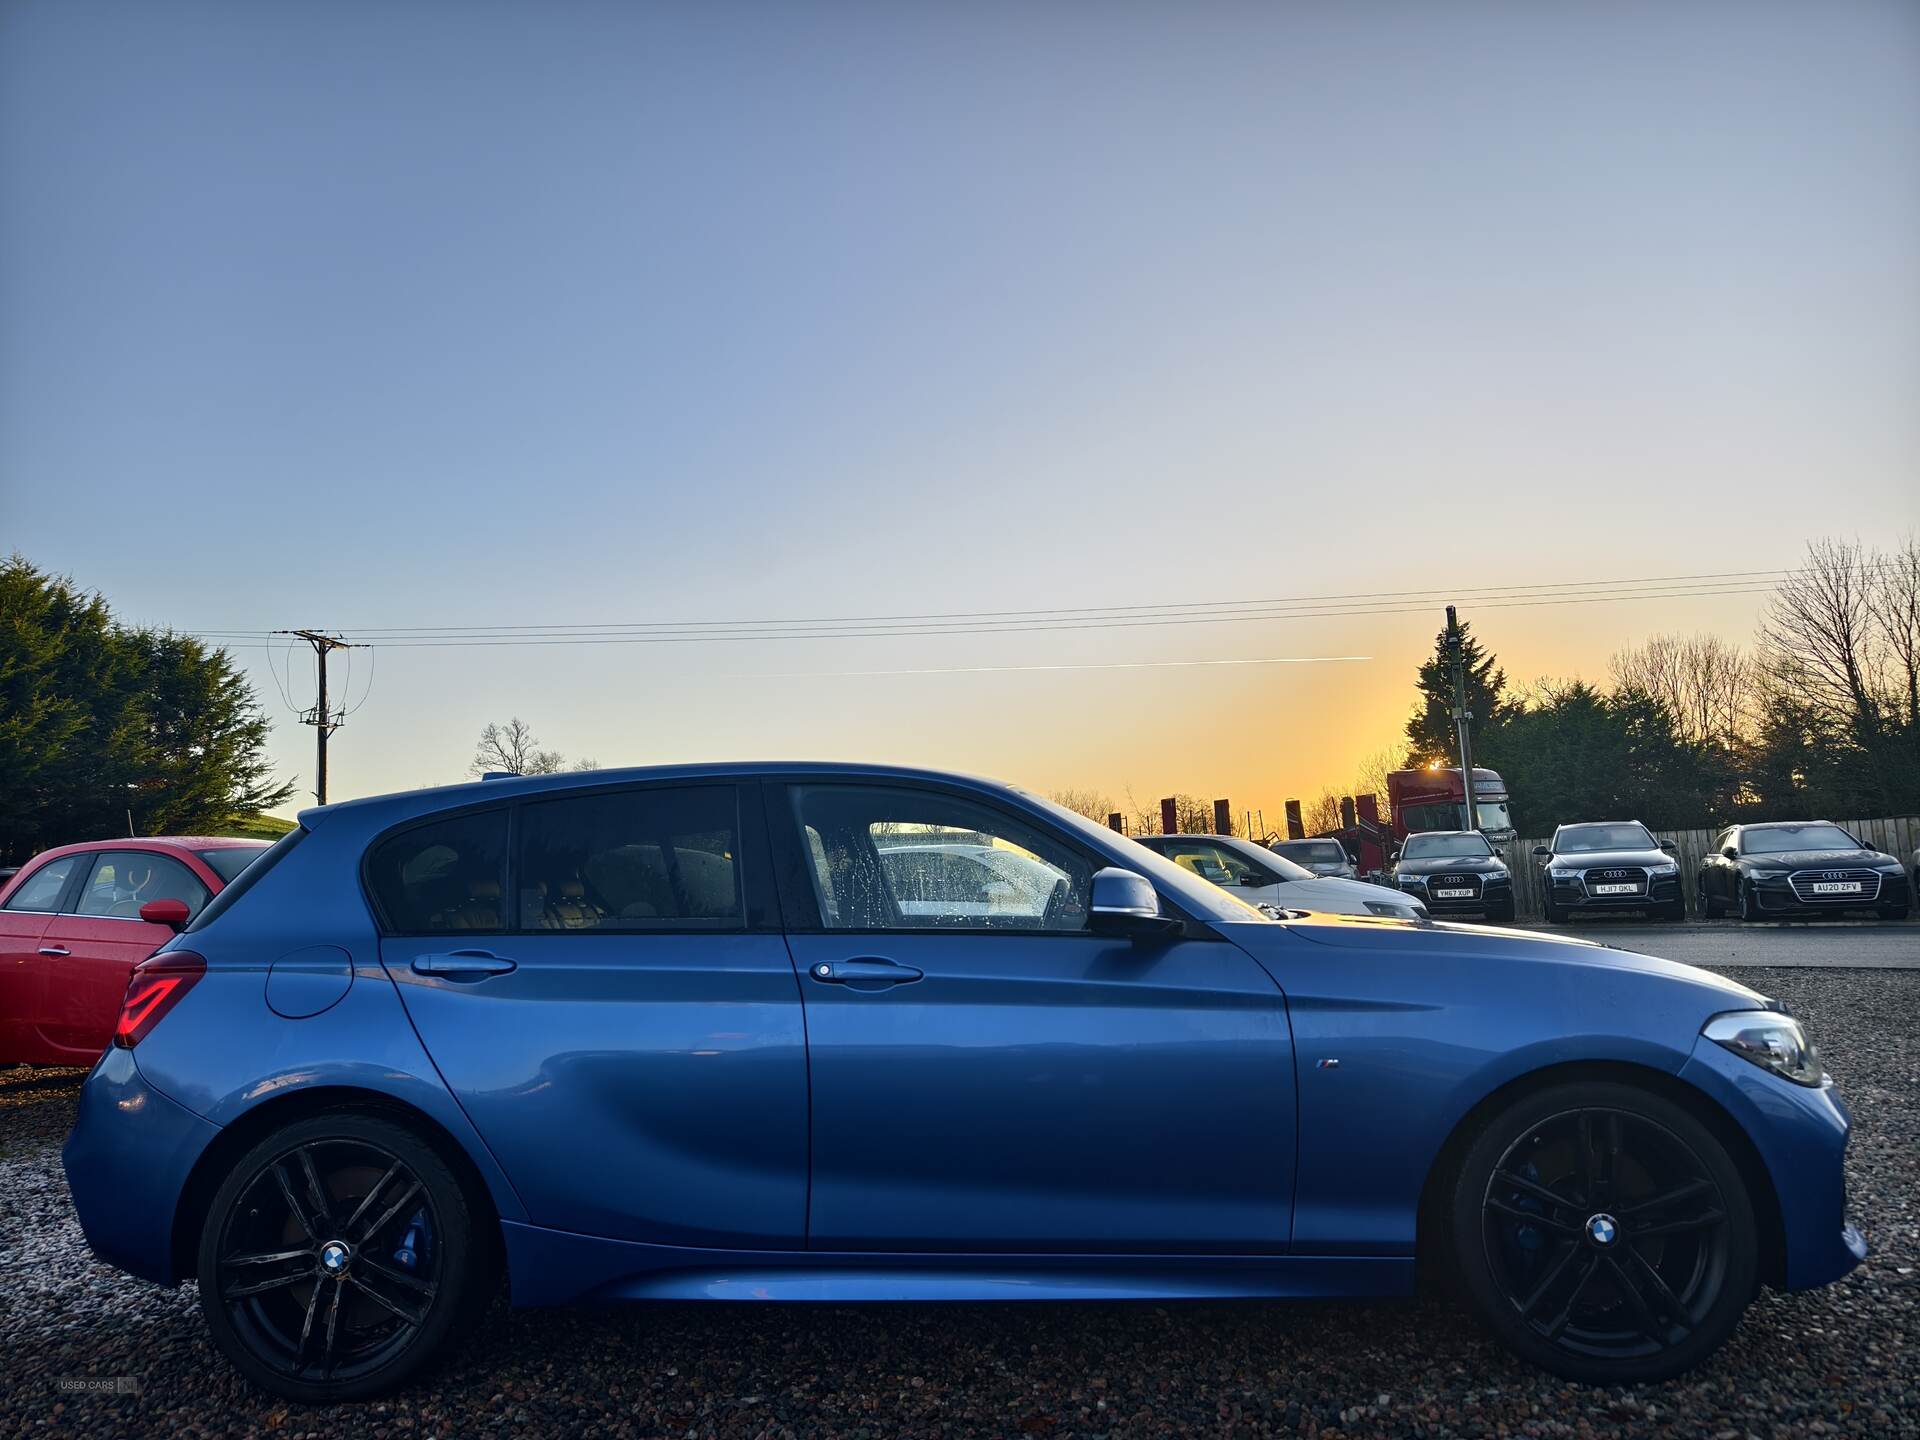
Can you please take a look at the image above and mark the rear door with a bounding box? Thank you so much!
[32,850,210,1062]
[378,783,809,1249]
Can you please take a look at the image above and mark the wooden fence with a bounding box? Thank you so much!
[1498,815,1920,920]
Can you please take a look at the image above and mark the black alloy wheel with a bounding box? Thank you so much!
[197,1113,490,1401]
[1449,1081,1756,1383]
[1738,879,1761,923]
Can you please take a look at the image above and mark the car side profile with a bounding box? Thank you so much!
[1533,821,1686,923]
[1130,832,1426,919]
[64,765,1862,1401]
[1696,822,1910,921]
[0,836,267,1065]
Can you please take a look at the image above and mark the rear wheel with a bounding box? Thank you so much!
[1448,1081,1756,1384]
[197,1113,492,1402]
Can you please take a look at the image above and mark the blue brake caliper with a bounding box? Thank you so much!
[392,1206,433,1272]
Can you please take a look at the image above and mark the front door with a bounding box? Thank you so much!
[31,849,210,1062]
[0,854,81,1064]
[772,781,1296,1254]
[378,784,809,1250]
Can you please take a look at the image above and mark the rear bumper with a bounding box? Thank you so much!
[1677,1037,1866,1292]
[61,1046,217,1286]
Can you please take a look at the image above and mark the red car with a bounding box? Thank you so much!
[0,837,268,1066]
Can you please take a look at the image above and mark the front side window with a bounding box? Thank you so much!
[1159,841,1272,889]
[792,786,1089,931]
[4,855,79,911]
[76,851,211,920]
[516,786,742,930]
[367,810,508,932]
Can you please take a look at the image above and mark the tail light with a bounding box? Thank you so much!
[114,951,206,1049]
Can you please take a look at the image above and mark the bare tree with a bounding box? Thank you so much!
[1302,790,1342,835]
[1123,789,1214,835]
[1047,788,1115,822]
[470,717,567,777]
[1609,633,1755,745]
[1757,539,1888,739]
[1864,533,1920,731]
[1349,743,1403,811]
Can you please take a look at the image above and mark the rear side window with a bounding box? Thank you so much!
[516,786,741,930]
[368,811,508,933]
[4,855,79,911]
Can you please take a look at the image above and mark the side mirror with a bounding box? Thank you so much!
[1659,839,1678,854]
[139,898,191,931]
[1089,868,1181,939]
[1721,845,1738,860]
[1531,845,1550,858]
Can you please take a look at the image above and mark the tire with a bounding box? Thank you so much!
[1446,1080,1758,1385]
[1489,901,1516,923]
[1699,881,1723,920]
[1737,880,1761,923]
[1662,898,1687,923]
[1542,899,1563,924]
[197,1112,494,1402]
[1880,905,1910,922]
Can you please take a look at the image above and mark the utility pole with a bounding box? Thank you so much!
[277,630,366,804]
[1445,605,1480,834]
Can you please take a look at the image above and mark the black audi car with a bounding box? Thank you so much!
[1697,820,1910,921]
[1389,829,1514,920]
[1533,820,1685,922]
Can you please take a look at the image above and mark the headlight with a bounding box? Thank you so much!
[1649,861,1678,876]
[1485,867,1508,882]
[1548,867,1578,881]
[1397,874,1425,888]
[1704,1011,1823,1087]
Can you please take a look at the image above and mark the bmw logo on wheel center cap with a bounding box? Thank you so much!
[319,1240,352,1273]
[1585,1213,1619,1246]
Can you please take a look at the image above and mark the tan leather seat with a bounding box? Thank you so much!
[438,878,502,931]
[545,879,603,930]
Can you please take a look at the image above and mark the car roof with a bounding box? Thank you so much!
[296,761,1049,833]
[11,835,270,864]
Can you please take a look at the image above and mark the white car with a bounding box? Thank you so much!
[1130,833,1428,920]
[874,842,1071,922]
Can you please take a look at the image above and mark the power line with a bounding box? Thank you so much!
[186,562,1869,643]
[192,580,1788,648]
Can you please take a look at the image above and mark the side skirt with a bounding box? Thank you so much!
[500,1221,1415,1306]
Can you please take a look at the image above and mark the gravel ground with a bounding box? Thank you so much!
[1,966,1913,1439]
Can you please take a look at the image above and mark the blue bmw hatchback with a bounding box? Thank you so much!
[65,764,1864,1400]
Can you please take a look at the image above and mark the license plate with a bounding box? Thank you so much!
[1809,881,1863,895]
[1435,887,1474,899]
[1593,883,1639,895]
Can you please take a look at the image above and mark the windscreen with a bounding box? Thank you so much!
[1553,823,1655,853]
[1743,823,1861,855]
[1402,832,1493,860]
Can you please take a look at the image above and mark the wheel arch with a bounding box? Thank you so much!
[171,1085,507,1285]
[1414,1059,1787,1290]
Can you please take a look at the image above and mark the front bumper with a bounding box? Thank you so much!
[1747,870,1899,914]
[1398,877,1512,914]
[1677,1035,1866,1292]
[61,1046,218,1286]
[1549,870,1684,912]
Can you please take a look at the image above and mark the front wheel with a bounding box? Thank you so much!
[1448,1081,1757,1384]
[1542,899,1563,924]
[197,1112,493,1402]
[1738,880,1762,923]
[1488,901,1516,923]
[1699,880,1723,920]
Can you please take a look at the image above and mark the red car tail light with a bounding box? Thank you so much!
[114,951,206,1049]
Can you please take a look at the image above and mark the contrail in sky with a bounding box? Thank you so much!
[724,655,1372,680]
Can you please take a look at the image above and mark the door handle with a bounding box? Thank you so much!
[38,945,70,957]
[411,950,517,980]
[809,957,923,986]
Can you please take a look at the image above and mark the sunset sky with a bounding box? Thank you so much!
[4,1,1917,825]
